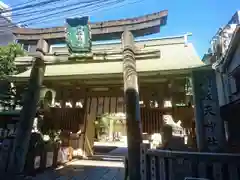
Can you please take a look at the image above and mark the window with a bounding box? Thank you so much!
[234,76,240,93]
[232,66,240,94]
[229,77,237,94]
[23,44,29,51]
[29,44,37,53]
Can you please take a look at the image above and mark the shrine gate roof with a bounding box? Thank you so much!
[11,34,204,82]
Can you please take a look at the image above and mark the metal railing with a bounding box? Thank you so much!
[141,143,240,180]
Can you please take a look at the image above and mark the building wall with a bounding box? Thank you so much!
[0,16,15,46]
[218,39,240,147]
[225,44,240,103]
[17,40,38,53]
[215,72,227,106]
[0,1,15,46]
[228,43,240,73]
[215,43,240,107]
[0,1,11,21]
[228,10,240,24]
[205,11,240,107]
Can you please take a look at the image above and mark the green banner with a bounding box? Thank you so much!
[65,16,92,53]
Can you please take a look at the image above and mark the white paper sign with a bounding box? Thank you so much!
[185,178,209,180]
[34,156,41,169]
[46,152,54,168]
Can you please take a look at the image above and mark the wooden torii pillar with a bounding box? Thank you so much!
[122,30,142,180]
[6,39,48,178]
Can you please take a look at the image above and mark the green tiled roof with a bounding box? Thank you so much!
[12,39,204,81]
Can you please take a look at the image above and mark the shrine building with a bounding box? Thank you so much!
[8,11,211,156]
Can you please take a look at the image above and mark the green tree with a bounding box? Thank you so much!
[0,43,24,78]
[0,43,25,110]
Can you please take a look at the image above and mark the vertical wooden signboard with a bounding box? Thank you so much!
[192,68,226,152]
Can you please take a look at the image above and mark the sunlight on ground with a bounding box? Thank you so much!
[68,160,124,168]
[94,141,127,147]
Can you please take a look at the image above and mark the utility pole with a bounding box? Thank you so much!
[6,39,47,178]
[122,30,142,180]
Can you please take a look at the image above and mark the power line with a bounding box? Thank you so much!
[0,0,108,28]
[0,0,71,14]
[13,0,105,21]
[25,0,121,25]
[8,0,73,18]
[0,0,38,11]
[7,0,92,20]
[1,0,143,24]
[6,0,39,7]
[7,0,120,27]
[3,0,101,19]
[17,0,140,26]
[29,0,142,26]
[0,0,143,35]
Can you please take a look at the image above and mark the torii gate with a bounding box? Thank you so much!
[4,13,168,179]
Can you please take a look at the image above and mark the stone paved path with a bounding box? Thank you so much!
[31,160,125,180]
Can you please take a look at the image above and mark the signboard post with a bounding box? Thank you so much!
[192,68,226,152]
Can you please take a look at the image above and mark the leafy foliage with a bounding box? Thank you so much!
[0,83,17,111]
[0,43,24,110]
[0,43,24,78]
[95,113,125,141]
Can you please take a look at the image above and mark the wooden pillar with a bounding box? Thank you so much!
[143,97,150,108]
[36,38,49,53]
[154,85,164,108]
[82,91,97,157]
[61,90,68,108]
[142,88,151,108]
[109,119,114,141]
[79,89,90,157]
[122,30,142,180]
[6,39,48,176]
[70,89,79,108]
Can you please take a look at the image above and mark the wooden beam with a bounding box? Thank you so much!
[13,10,168,41]
[11,69,191,83]
[18,49,161,64]
[46,87,175,99]
[40,74,188,87]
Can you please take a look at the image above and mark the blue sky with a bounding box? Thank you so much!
[2,0,240,58]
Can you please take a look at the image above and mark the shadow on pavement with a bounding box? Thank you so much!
[31,160,125,180]
[93,145,118,155]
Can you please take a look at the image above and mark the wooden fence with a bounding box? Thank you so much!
[141,143,240,180]
[86,96,165,134]
[43,108,85,133]
[141,108,163,134]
